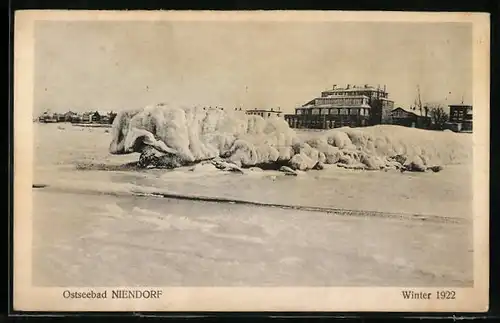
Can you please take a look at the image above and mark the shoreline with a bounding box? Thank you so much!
[71,123,112,128]
[35,122,112,128]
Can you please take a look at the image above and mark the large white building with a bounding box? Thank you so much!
[285,84,394,129]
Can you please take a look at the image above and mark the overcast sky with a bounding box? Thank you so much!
[34,20,472,114]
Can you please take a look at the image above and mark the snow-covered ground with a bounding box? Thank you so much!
[31,123,473,287]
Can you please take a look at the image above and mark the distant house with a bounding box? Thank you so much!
[81,112,94,123]
[93,111,117,124]
[246,108,283,119]
[92,111,101,123]
[100,115,110,124]
[53,113,65,122]
[64,111,77,122]
[389,107,431,129]
[38,111,57,123]
[38,112,48,122]
[70,114,83,123]
[447,104,472,132]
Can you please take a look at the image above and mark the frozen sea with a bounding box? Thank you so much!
[31,123,473,287]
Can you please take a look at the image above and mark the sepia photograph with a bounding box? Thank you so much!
[14,10,489,312]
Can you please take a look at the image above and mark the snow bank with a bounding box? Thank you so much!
[109,103,299,168]
[109,104,472,173]
[299,126,472,171]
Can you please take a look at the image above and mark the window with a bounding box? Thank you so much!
[268,113,271,117]
[297,109,303,115]
[312,108,320,115]
[340,108,348,115]
[321,108,329,115]
[351,108,359,115]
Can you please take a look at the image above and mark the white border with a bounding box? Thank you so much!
[13,10,490,312]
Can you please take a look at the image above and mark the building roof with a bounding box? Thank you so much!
[303,95,371,107]
[87,110,112,116]
[323,85,386,92]
[321,95,370,99]
[391,107,429,118]
[300,104,372,109]
[246,108,281,112]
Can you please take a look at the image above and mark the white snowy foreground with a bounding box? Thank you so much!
[32,117,473,287]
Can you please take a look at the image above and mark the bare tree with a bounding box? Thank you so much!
[428,104,449,130]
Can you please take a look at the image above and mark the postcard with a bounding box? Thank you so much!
[13,10,490,312]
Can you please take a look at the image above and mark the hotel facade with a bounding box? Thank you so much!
[284,84,394,129]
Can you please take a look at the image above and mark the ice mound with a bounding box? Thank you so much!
[300,126,472,171]
[109,104,472,173]
[109,103,299,169]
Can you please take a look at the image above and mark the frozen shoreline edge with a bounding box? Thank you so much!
[33,184,467,225]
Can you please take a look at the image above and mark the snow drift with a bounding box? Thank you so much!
[109,103,299,169]
[109,104,472,173]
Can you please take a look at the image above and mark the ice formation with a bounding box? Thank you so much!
[109,103,472,173]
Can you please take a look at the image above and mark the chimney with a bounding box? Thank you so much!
[346,84,350,89]
[332,84,337,90]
